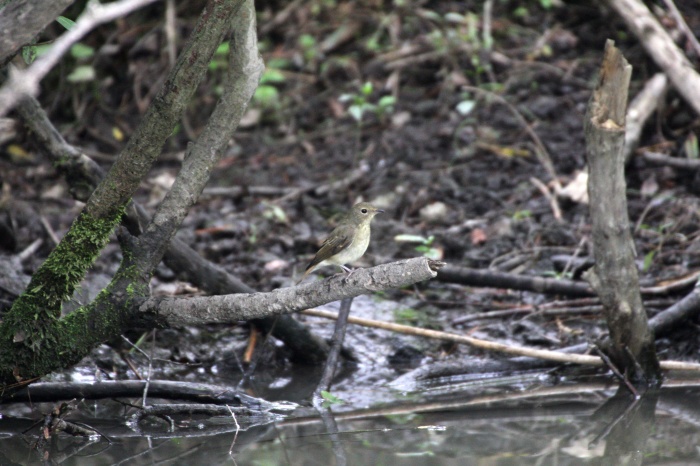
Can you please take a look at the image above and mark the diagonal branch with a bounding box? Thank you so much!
[606,0,700,116]
[0,0,161,116]
[139,258,443,326]
[0,0,246,386]
[134,0,263,271]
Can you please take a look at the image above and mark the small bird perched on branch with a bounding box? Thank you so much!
[297,202,384,283]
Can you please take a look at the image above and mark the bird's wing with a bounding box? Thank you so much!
[305,224,354,271]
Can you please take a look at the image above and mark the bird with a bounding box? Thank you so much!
[297,202,384,283]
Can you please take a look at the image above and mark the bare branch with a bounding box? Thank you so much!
[0,0,161,117]
[303,308,700,372]
[0,0,74,66]
[135,0,263,270]
[624,73,668,162]
[606,0,700,116]
[140,258,443,327]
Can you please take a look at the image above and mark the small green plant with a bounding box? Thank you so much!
[642,250,656,272]
[208,41,230,71]
[339,81,395,124]
[253,85,281,109]
[320,390,344,407]
[637,221,673,272]
[512,210,532,221]
[253,60,288,111]
[261,202,288,224]
[394,234,441,260]
[22,16,96,83]
[298,34,320,64]
[393,307,438,329]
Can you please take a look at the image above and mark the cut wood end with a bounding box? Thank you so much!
[428,260,446,273]
[600,118,623,130]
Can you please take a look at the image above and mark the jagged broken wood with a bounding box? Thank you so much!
[583,40,661,385]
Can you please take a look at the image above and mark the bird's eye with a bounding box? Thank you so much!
[361,208,368,214]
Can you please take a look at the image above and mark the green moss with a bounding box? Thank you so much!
[1,205,126,355]
[0,256,151,385]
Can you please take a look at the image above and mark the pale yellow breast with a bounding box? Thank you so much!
[326,223,371,266]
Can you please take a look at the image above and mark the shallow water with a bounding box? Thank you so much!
[3,376,700,465]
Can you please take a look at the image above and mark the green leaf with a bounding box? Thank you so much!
[67,65,96,83]
[361,81,373,96]
[253,85,280,108]
[394,234,429,244]
[513,6,528,17]
[215,41,230,56]
[71,43,95,59]
[378,95,396,109]
[267,58,290,69]
[56,16,76,30]
[260,69,286,84]
[643,250,655,272]
[348,105,364,122]
[299,34,316,49]
[512,210,532,221]
[419,247,442,260]
[33,44,53,58]
[320,391,343,404]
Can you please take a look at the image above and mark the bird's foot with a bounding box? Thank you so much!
[341,266,357,281]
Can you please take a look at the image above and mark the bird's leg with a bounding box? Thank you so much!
[339,264,359,281]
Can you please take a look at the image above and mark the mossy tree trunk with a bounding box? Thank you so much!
[0,0,262,389]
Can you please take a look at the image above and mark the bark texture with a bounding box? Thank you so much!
[583,40,661,387]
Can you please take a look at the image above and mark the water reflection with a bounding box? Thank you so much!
[3,378,700,464]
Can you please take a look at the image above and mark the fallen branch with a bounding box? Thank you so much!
[438,265,594,297]
[303,309,700,372]
[642,151,700,169]
[438,265,698,298]
[605,0,700,115]
[4,380,297,408]
[624,73,668,162]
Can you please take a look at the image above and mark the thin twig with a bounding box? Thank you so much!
[661,0,700,58]
[315,297,354,397]
[302,308,700,372]
[461,85,559,186]
[530,176,562,222]
[0,0,161,116]
[226,404,240,453]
